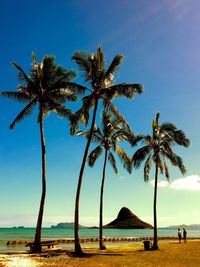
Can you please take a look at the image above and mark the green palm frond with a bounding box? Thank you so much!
[96,46,105,74]
[113,130,141,146]
[81,94,96,126]
[162,147,186,174]
[72,51,91,82]
[69,108,84,135]
[176,156,187,174]
[49,89,77,103]
[32,51,37,65]
[115,145,132,173]
[156,155,164,175]
[10,98,37,129]
[53,105,72,120]
[144,155,153,182]
[163,158,170,180]
[160,122,177,133]
[104,54,124,83]
[88,145,103,167]
[107,83,144,99]
[92,127,104,143]
[0,91,31,103]
[132,145,151,169]
[56,82,87,95]
[42,56,56,86]
[12,62,30,84]
[108,152,118,174]
[102,98,131,131]
[173,130,191,147]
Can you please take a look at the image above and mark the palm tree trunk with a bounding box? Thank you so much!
[152,162,159,250]
[32,115,46,253]
[74,99,98,256]
[99,149,108,250]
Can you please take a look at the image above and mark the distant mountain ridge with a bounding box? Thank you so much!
[104,207,153,229]
[163,224,200,230]
[51,222,85,228]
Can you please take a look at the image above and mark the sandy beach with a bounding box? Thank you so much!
[0,239,200,267]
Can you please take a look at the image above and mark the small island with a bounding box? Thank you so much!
[51,222,85,228]
[104,207,153,229]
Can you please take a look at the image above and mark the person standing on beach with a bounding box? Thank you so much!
[178,228,182,243]
[183,228,187,243]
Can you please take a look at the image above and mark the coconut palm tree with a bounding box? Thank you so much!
[132,112,190,250]
[77,111,137,250]
[70,46,143,256]
[0,52,86,252]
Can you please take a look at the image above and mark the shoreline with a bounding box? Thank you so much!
[6,235,200,245]
[3,236,200,254]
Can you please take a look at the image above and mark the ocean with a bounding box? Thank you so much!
[0,228,199,253]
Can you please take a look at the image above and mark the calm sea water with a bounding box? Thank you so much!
[0,228,199,252]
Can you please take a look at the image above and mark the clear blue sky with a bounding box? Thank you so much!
[0,0,200,227]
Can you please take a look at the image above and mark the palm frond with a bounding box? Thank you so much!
[50,89,77,103]
[107,83,144,99]
[96,46,105,73]
[0,91,31,103]
[108,152,118,174]
[42,55,56,86]
[173,130,191,147]
[69,109,83,135]
[81,94,96,126]
[115,146,132,173]
[72,51,91,82]
[163,148,186,174]
[69,94,95,135]
[144,155,153,182]
[92,127,104,143]
[32,51,37,65]
[12,62,31,84]
[160,122,177,132]
[132,145,151,169]
[55,82,87,95]
[102,99,131,131]
[163,158,170,180]
[156,155,164,175]
[10,98,37,129]
[104,54,124,83]
[53,105,72,120]
[88,145,103,167]
[112,130,142,146]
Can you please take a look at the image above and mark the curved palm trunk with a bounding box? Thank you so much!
[152,162,159,250]
[32,116,46,253]
[99,149,108,250]
[74,99,98,256]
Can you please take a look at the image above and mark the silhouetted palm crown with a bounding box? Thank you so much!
[132,113,190,180]
[1,52,86,127]
[71,46,143,133]
[78,112,136,173]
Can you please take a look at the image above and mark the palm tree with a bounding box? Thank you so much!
[77,111,136,250]
[0,52,86,252]
[70,46,143,256]
[132,112,190,250]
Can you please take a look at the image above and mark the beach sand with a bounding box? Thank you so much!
[0,240,200,267]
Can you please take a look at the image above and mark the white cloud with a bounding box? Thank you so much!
[150,175,200,191]
[170,175,200,191]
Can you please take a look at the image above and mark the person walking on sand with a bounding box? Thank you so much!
[183,228,187,243]
[178,228,182,243]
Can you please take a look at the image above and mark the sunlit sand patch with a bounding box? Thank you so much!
[5,256,41,267]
